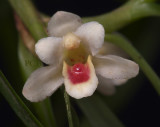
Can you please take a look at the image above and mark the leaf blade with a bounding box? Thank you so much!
[0,70,44,127]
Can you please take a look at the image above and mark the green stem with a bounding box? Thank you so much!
[0,70,43,127]
[105,34,160,95]
[83,1,160,33]
[8,0,47,41]
[64,91,74,127]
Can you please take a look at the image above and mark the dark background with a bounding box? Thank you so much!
[1,0,160,127]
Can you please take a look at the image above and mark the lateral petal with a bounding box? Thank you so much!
[35,37,63,65]
[22,65,63,102]
[93,55,139,79]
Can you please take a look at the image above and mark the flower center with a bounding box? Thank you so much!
[67,63,90,84]
[63,33,80,50]
[63,33,89,65]
[72,63,85,73]
[63,33,90,85]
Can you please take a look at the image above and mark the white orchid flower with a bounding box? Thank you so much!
[22,11,139,102]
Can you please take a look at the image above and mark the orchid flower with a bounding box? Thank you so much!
[22,11,139,102]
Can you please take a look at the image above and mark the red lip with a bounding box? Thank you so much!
[67,63,90,84]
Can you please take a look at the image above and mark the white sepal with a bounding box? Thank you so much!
[97,75,116,95]
[48,11,82,37]
[22,65,63,102]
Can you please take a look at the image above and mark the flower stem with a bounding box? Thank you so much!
[83,0,160,33]
[64,91,74,127]
[105,34,160,95]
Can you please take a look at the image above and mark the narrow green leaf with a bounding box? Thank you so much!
[18,38,42,81]
[2,0,57,126]
[76,95,124,127]
[106,34,160,95]
[0,70,43,127]
[18,39,57,127]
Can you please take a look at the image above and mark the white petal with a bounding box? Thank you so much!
[97,75,115,95]
[93,55,139,79]
[98,42,129,58]
[112,79,127,86]
[62,56,98,99]
[48,11,82,37]
[35,37,63,65]
[97,75,127,95]
[22,65,63,102]
[75,21,105,56]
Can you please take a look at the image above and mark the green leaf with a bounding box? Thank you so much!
[0,70,43,127]
[9,0,76,124]
[18,38,57,127]
[18,38,42,81]
[76,94,124,127]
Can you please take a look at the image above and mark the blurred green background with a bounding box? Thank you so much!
[0,0,160,127]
